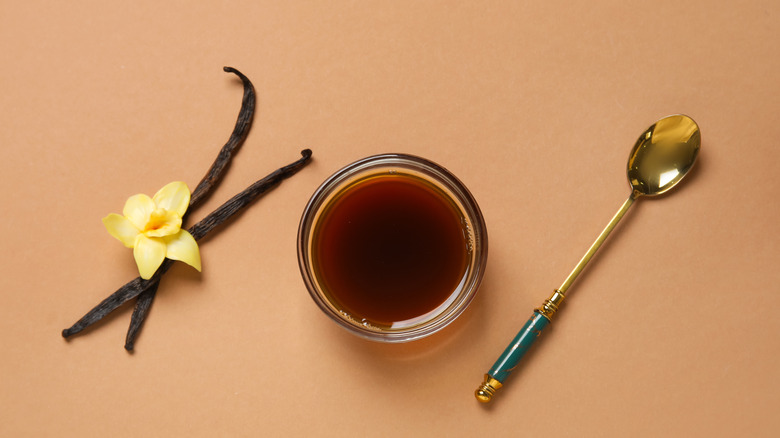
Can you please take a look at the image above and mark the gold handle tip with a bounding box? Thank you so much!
[475,374,502,403]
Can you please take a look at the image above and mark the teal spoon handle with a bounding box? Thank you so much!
[475,289,566,403]
[490,311,549,381]
[475,311,550,402]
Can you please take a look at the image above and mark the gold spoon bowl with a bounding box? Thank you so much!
[628,115,700,196]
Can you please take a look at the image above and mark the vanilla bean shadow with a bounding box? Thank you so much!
[125,66,256,350]
[62,149,312,341]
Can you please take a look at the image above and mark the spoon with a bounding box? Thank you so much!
[475,114,701,403]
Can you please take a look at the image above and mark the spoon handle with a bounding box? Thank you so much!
[558,194,636,293]
[475,310,550,402]
[475,194,637,403]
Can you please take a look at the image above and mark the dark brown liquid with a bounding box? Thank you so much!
[313,174,468,327]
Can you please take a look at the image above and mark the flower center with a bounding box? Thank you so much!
[146,208,172,232]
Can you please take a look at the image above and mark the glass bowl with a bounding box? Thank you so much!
[297,154,488,342]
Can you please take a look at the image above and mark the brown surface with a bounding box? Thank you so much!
[1,1,778,436]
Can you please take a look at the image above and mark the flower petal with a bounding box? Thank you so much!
[102,213,140,248]
[153,181,190,217]
[133,234,166,279]
[123,194,155,230]
[164,230,201,272]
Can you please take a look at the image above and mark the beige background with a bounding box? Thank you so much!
[1,1,778,436]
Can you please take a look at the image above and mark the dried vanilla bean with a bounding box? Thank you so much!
[125,66,256,350]
[62,149,313,340]
[62,271,168,338]
[124,281,159,351]
[188,149,312,240]
[189,67,256,207]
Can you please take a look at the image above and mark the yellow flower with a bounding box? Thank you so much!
[102,181,201,279]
